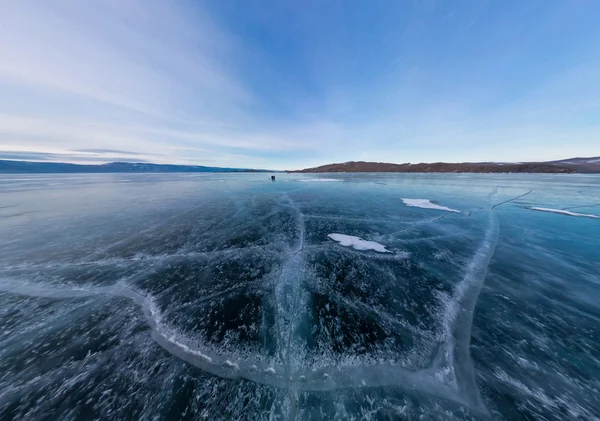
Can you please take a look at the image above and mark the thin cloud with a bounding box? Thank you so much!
[71,149,146,156]
[0,1,250,121]
[0,150,150,163]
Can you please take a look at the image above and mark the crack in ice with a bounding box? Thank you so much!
[0,187,525,419]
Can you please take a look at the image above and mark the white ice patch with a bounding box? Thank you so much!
[530,207,600,219]
[328,233,391,253]
[401,198,460,213]
[223,360,238,369]
[297,178,343,182]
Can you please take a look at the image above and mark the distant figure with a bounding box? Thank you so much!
[271,175,276,181]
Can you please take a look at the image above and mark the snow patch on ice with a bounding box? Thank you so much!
[297,178,343,182]
[530,207,600,219]
[401,198,460,213]
[328,233,391,253]
[223,360,238,369]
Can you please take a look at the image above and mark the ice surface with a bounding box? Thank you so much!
[530,207,600,219]
[327,233,391,253]
[401,198,460,213]
[1,173,599,421]
[297,178,343,182]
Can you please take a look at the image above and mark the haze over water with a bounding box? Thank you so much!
[1,173,599,420]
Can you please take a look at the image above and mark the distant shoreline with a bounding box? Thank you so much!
[289,159,600,174]
[288,169,576,174]
[0,160,277,174]
[2,157,598,174]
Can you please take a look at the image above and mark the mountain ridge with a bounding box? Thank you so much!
[0,160,275,174]
[291,157,600,174]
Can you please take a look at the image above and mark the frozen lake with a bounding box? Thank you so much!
[1,173,599,420]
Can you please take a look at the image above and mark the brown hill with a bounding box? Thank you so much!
[292,161,579,173]
[549,157,600,173]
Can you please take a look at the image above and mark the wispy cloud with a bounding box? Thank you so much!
[0,150,150,163]
[0,0,275,166]
[71,149,146,156]
[0,1,249,118]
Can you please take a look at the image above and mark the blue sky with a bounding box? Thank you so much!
[1,0,599,170]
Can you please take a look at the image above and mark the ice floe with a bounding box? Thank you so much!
[327,233,391,253]
[401,198,460,213]
[530,207,600,219]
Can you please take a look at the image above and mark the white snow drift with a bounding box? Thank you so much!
[530,207,599,219]
[327,233,391,253]
[401,198,460,213]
